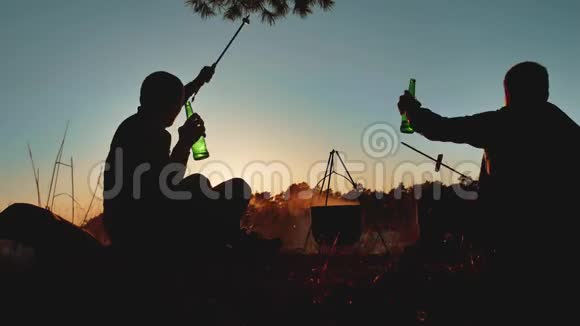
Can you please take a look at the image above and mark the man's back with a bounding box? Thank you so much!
[103,111,172,246]
[476,103,578,255]
[479,102,577,202]
[481,103,578,322]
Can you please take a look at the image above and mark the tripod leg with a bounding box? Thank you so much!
[319,151,333,196]
[324,153,335,206]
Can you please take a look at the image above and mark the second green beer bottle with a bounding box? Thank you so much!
[400,78,416,134]
[185,100,210,161]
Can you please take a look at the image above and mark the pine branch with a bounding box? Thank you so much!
[185,0,334,23]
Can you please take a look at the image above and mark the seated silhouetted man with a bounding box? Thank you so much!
[103,67,251,254]
[397,61,579,321]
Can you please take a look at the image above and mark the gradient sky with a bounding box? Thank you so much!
[1,0,579,219]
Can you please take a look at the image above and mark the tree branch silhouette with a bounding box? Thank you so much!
[185,0,335,25]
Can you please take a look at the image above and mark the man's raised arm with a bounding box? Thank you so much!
[398,91,501,149]
[182,65,215,106]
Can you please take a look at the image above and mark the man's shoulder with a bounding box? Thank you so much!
[546,102,579,127]
[115,114,172,145]
[115,113,171,140]
[116,113,142,132]
[109,114,140,146]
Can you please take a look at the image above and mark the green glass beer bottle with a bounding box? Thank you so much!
[400,78,416,134]
[185,100,210,161]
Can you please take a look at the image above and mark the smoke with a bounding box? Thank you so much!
[243,183,420,254]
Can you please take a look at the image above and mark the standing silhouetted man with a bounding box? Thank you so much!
[103,67,251,254]
[397,61,579,323]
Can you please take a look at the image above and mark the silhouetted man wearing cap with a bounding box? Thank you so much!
[397,61,579,323]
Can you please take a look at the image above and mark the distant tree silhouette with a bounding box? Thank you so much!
[186,0,335,24]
